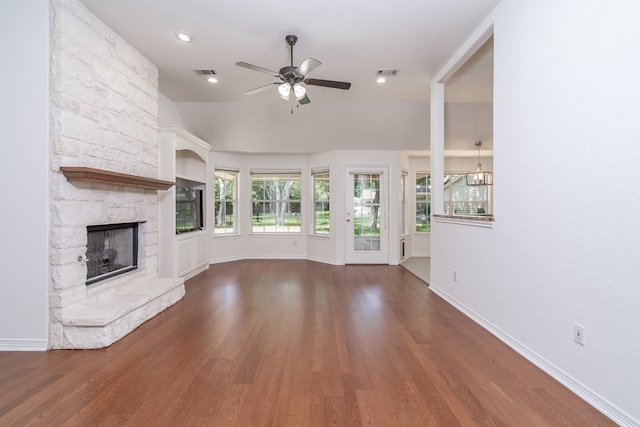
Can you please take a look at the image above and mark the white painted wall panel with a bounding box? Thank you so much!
[0,0,50,350]
[431,1,640,424]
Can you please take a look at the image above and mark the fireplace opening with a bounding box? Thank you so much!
[86,222,138,285]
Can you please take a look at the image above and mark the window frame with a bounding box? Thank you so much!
[213,168,238,235]
[312,168,330,236]
[443,172,492,217]
[415,172,431,233]
[250,170,302,234]
[401,171,408,235]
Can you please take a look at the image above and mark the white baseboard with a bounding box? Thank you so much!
[182,264,209,281]
[428,284,639,427]
[0,339,48,351]
[305,255,343,266]
[209,256,244,265]
[210,256,344,266]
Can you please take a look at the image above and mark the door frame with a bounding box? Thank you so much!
[345,166,389,264]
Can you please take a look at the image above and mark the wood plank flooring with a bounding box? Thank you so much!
[0,260,614,426]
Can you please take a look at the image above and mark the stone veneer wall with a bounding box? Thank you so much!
[49,0,162,348]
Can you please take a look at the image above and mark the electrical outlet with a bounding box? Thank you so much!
[453,270,457,282]
[574,324,585,346]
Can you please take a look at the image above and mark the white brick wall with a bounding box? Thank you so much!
[49,0,162,348]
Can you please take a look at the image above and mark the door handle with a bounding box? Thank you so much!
[346,219,351,222]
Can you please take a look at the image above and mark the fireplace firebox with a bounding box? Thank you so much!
[86,222,139,285]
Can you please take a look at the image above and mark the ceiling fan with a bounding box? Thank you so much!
[235,35,351,106]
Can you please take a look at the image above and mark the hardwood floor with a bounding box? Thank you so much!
[0,260,614,426]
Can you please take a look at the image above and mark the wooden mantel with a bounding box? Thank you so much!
[60,167,175,190]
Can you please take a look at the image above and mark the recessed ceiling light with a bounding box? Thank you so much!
[175,32,192,42]
[207,77,218,84]
[376,77,386,84]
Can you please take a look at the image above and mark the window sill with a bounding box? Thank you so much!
[309,233,331,239]
[212,232,240,238]
[248,233,304,237]
[433,214,494,228]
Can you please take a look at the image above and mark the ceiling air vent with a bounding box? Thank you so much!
[375,69,400,77]
[193,70,217,76]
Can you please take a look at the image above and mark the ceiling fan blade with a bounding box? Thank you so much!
[294,58,322,77]
[244,82,280,95]
[298,94,311,105]
[305,78,351,90]
[235,62,280,78]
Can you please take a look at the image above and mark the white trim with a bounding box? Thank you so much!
[209,255,244,265]
[348,169,384,175]
[433,215,494,229]
[311,166,330,175]
[250,169,302,175]
[214,166,240,173]
[428,284,638,427]
[432,11,495,84]
[160,125,211,161]
[305,255,342,265]
[248,233,303,238]
[0,339,48,351]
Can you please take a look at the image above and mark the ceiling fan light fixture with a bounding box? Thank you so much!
[293,83,306,99]
[236,34,352,108]
[278,83,291,100]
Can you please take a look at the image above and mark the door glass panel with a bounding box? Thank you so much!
[353,173,381,252]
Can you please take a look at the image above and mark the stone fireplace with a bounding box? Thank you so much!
[48,0,185,349]
[48,169,183,349]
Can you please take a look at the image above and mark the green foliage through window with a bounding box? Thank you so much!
[214,170,237,234]
[251,173,301,233]
[416,173,431,232]
[313,172,330,234]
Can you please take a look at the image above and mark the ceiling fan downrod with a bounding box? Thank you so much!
[285,34,298,67]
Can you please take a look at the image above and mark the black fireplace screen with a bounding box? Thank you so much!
[86,222,138,285]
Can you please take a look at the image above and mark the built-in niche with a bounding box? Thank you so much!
[158,126,212,279]
[175,178,205,234]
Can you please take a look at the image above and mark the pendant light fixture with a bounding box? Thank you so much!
[465,141,493,186]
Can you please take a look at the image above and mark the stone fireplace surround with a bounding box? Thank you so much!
[51,169,184,349]
[48,0,186,349]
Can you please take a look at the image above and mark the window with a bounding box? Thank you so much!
[214,169,238,234]
[312,168,330,235]
[251,171,301,233]
[175,177,204,233]
[444,174,491,216]
[401,171,408,235]
[416,173,431,232]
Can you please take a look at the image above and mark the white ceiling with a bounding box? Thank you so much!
[77,0,497,154]
[78,0,497,104]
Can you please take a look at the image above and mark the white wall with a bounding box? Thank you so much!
[158,92,186,128]
[430,1,640,425]
[175,101,429,153]
[0,0,50,350]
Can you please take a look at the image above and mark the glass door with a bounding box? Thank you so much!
[345,167,388,264]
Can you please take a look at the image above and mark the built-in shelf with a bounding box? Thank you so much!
[60,166,175,190]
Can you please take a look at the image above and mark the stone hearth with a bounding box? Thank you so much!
[59,277,184,349]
